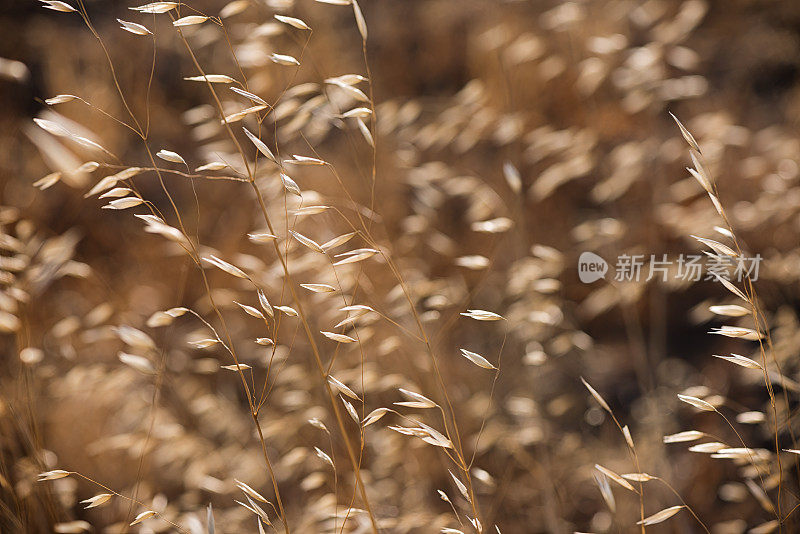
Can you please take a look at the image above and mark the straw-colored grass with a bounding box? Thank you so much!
[3,1,800,533]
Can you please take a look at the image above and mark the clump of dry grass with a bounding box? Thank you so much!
[4,0,800,533]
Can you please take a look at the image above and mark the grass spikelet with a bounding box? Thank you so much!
[80,493,113,509]
[594,464,636,492]
[172,15,208,27]
[677,394,716,411]
[243,127,277,162]
[459,348,497,369]
[130,2,177,13]
[202,255,249,279]
[580,377,611,413]
[636,505,684,526]
[327,375,361,401]
[275,15,310,30]
[117,19,152,36]
[269,53,300,67]
[130,511,157,526]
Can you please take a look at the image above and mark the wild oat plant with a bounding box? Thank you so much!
[3,1,800,533]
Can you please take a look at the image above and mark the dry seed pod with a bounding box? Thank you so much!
[274,305,298,317]
[280,174,302,196]
[396,388,437,408]
[220,0,248,18]
[46,94,79,105]
[459,348,496,370]
[173,15,208,26]
[622,473,656,482]
[708,304,749,317]
[301,283,337,293]
[352,0,367,40]
[117,19,152,35]
[362,407,389,426]
[594,464,636,492]
[118,352,156,374]
[321,331,357,343]
[38,470,70,481]
[580,377,611,413]
[290,231,324,253]
[636,506,684,526]
[235,480,269,503]
[42,1,77,12]
[269,53,300,66]
[274,15,310,30]
[314,447,334,467]
[130,511,157,526]
[80,493,113,509]
[223,105,267,124]
[231,87,267,105]
[712,353,761,369]
[156,149,185,165]
[669,112,700,153]
[130,2,177,13]
[203,255,249,279]
[328,376,361,401]
[460,309,504,321]
[222,364,251,371]
[196,162,228,172]
[663,430,705,443]
[289,155,326,165]
[242,127,277,162]
[448,470,470,501]
[234,301,265,319]
[677,394,716,411]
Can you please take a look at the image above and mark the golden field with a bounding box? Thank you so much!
[3,1,800,533]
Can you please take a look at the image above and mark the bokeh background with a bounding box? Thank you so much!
[3,0,800,532]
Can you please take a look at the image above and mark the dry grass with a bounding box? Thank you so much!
[3,1,800,533]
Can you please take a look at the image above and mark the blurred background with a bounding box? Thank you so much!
[3,0,800,532]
